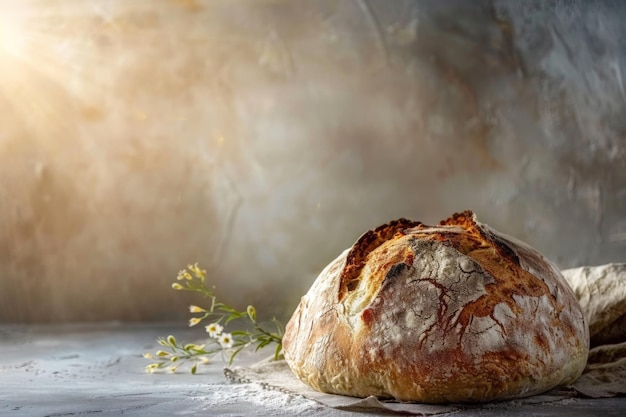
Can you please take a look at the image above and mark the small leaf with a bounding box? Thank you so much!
[274,343,283,361]
[191,363,197,375]
[217,304,237,313]
[255,339,271,351]
[224,314,242,325]
[272,317,285,336]
[167,335,177,347]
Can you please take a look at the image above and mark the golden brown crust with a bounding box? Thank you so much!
[283,211,589,403]
[339,218,423,301]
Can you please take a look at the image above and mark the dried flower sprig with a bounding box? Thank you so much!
[144,263,284,373]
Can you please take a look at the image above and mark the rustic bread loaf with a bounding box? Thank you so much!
[282,211,589,403]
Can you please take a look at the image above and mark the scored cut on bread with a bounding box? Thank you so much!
[282,210,589,403]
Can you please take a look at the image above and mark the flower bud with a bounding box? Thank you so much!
[247,305,256,322]
[189,305,205,313]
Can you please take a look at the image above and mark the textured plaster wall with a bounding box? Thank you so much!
[0,0,624,323]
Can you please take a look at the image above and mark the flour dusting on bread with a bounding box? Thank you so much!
[283,211,589,403]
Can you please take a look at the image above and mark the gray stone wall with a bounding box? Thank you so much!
[0,0,624,322]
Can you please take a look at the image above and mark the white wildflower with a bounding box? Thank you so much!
[218,333,233,349]
[205,322,223,337]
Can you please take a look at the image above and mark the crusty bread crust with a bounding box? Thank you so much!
[282,211,589,403]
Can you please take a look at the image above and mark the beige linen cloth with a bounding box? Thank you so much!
[225,263,626,415]
[562,263,626,398]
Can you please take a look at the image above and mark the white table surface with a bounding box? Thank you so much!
[1,322,624,417]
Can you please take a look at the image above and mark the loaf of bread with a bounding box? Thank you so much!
[282,211,589,403]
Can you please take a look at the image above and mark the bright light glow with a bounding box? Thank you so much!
[0,0,119,150]
[0,20,25,56]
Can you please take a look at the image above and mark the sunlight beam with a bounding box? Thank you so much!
[0,18,25,57]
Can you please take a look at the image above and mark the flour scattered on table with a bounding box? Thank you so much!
[197,383,326,415]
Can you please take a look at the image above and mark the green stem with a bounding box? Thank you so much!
[254,324,282,343]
